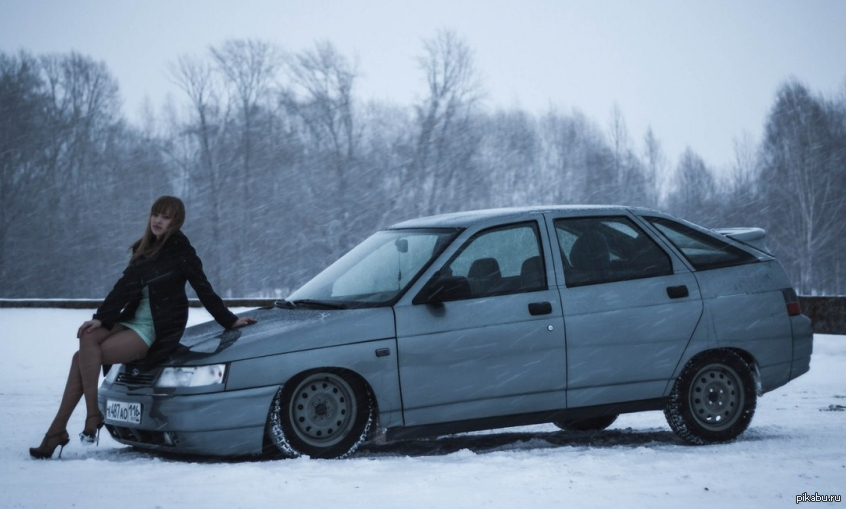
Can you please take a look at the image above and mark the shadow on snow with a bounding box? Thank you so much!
[76,426,719,463]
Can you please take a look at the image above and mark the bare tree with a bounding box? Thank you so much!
[286,41,359,162]
[607,105,653,206]
[8,43,846,299]
[642,127,668,207]
[1,51,138,297]
[666,148,719,225]
[538,108,614,204]
[759,80,846,293]
[167,54,228,283]
[0,52,51,287]
[283,41,364,257]
[410,29,483,214]
[209,39,283,290]
[39,53,125,291]
[608,104,629,193]
[478,108,540,207]
[728,132,759,196]
[169,55,220,180]
[210,39,282,189]
[716,131,762,227]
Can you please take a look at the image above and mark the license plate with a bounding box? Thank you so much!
[105,400,142,424]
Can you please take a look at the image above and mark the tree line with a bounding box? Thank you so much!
[2,31,845,298]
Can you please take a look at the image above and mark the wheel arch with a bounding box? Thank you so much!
[664,347,759,444]
[261,365,381,455]
[228,339,404,437]
[666,346,761,397]
[719,347,762,396]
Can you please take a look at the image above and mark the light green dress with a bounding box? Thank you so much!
[119,286,156,347]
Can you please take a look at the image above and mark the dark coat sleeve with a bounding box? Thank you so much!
[92,264,142,329]
[173,234,238,329]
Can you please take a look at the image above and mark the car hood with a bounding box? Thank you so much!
[164,306,396,366]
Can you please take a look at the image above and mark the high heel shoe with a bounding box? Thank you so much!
[79,413,105,446]
[29,430,70,459]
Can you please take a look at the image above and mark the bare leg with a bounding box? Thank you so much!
[46,325,148,435]
[78,326,149,421]
[46,326,113,435]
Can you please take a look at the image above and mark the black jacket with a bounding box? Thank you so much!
[94,230,237,365]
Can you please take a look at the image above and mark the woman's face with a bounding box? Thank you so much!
[150,211,174,239]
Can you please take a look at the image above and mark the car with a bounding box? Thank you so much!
[98,205,813,458]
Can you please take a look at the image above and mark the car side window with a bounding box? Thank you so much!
[646,217,758,270]
[555,217,672,287]
[442,222,546,299]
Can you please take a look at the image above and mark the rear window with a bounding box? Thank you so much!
[555,216,672,287]
[647,217,758,271]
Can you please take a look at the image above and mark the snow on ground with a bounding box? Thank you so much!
[1,308,844,509]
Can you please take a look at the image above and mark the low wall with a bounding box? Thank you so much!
[1,296,843,334]
[0,298,274,309]
[798,296,845,335]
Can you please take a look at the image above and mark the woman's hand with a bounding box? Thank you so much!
[77,319,102,338]
[232,317,257,328]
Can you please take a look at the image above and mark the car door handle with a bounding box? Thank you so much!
[528,302,553,315]
[666,285,690,299]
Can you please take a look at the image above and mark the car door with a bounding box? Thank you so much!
[550,214,704,408]
[393,220,567,427]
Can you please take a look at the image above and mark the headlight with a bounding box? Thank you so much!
[155,364,227,388]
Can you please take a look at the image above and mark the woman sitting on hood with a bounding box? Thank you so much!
[29,195,256,459]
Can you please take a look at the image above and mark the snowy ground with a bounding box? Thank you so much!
[1,308,844,509]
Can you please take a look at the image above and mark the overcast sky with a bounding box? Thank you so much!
[2,0,845,171]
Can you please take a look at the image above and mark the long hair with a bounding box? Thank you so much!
[130,196,186,263]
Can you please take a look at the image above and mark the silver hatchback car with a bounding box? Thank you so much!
[98,206,813,458]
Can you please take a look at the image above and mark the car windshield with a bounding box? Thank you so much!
[286,228,460,308]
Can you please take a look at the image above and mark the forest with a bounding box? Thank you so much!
[2,31,845,299]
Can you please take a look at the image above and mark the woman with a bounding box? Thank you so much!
[29,196,256,459]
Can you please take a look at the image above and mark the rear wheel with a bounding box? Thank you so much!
[554,414,618,432]
[664,350,756,445]
[267,370,373,459]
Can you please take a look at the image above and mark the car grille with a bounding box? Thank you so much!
[107,425,173,447]
[115,367,161,387]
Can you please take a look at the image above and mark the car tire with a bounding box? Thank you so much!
[664,350,757,445]
[553,414,618,432]
[266,369,373,459]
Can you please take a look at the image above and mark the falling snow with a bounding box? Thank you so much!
[2,308,844,508]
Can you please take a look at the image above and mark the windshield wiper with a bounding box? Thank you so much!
[289,299,348,310]
[274,299,296,309]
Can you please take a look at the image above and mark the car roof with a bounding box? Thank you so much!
[389,205,659,229]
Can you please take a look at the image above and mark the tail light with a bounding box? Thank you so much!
[782,288,802,316]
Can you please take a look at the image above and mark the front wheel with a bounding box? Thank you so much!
[664,350,757,445]
[266,370,373,459]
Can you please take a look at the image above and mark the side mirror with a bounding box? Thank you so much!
[413,275,471,305]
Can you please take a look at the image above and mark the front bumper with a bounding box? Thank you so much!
[98,384,278,456]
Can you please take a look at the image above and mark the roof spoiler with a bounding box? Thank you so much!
[713,227,772,255]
